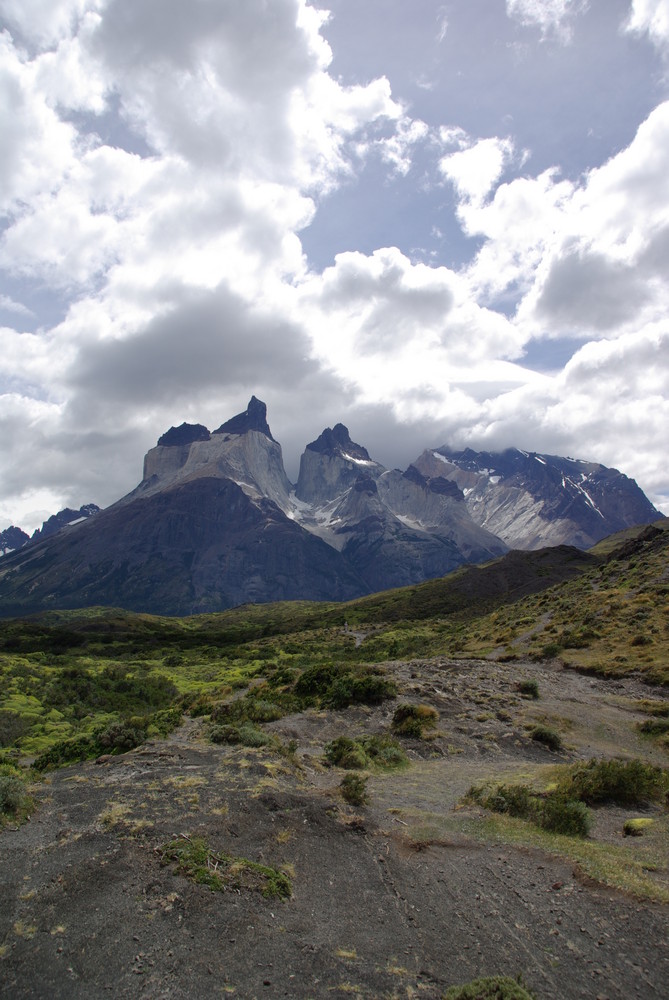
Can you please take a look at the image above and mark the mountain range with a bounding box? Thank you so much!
[0,396,661,616]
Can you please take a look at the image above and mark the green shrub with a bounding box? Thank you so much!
[537,795,591,837]
[0,774,25,815]
[517,679,539,699]
[150,706,183,737]
[444,975,536,999]
[33,734,100,771]
[541,642,562,659]
[294,663,396,709]
[325,734,408,771]
[210,722,273,748]
[324,737,368,770]
[360,734,408,769]
[210,724,243,744]
[531,726,563,752]
[97,721,146,753]
[340,773,368,806]
[392,703,438,738]
[638,718,669,737]
[469,782,591,838]
[623,817,653,837]
[0,710,31,748]
[558,758,668,807]
[477,783,534,819]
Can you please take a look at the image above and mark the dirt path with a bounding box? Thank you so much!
[1,658,667,999]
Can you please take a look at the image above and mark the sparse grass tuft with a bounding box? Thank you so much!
[160,835,291,899]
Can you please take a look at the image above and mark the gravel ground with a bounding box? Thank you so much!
[1,657,667,999]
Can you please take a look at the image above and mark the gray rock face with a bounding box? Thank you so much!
[413,447,662,550]
[295,424,383,505]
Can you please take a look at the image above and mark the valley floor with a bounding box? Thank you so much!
[1,657,668,999]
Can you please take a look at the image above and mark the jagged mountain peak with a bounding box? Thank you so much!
[305,423,370,461]
[158,423,211,447]
[213,395,274,441]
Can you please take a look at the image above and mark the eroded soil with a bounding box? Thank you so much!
[1,657,668,999]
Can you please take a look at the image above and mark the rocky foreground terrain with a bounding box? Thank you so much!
[2,655,667,1000]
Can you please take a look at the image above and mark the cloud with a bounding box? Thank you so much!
[506,0,588,42]
[68,284,320,411]
[0,294,33,316]
[1,0,668,530]
[533,245,650,331]
[624,0,669,52]
[439,136,516,203]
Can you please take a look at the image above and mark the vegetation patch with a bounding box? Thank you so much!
[293,662,396,709]
[391,703,438,739]
[0,763,33,826]
[210,722,274,749]
[623,818,654,837]
[468,783,591,838]
[555,758,668,807]
[324,734,408,771]
[517,679,539,699]
[159,834,291,899]
[340,774,368,806]
[530,725,563,752]
[444,975,536,999]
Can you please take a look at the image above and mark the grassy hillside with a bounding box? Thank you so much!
[0,520,667,762]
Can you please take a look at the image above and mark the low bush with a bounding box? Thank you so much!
[340,773,368,806]
[469,782,591,838]
[623,817,653,837]
[210,722,273,748]
[294,663,396,709]
[324,734,408,771]
[537,795,591,837]
[638,718,669,737]
[0,774,25,815]
[324,737,368,770]
[517,679,539,699]
[33,733,100,771]
[97,720,146,753]
[557,758,668,807]
[360,734,408,769]
[392,703,438,738]
[531,725,563,752]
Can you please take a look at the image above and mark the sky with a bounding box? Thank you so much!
[1,0,669,532]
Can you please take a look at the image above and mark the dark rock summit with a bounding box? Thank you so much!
[306,423,370,461]
[157,423,211,447]
[0,525,30,555]
[214,395,274,440]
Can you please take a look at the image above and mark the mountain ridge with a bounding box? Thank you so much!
[0,397,662,617]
